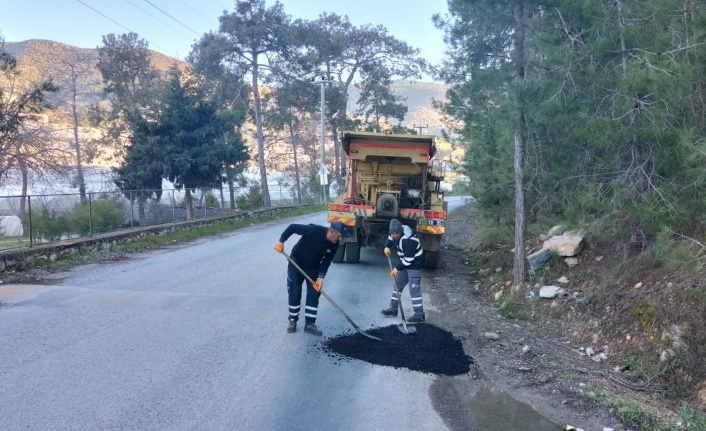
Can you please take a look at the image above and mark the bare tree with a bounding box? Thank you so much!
[48,50,101,204]
[0,39,58,181]
[11,120,73,216]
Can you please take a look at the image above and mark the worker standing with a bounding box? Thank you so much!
[381,218,426,322]
[274,222,349,336]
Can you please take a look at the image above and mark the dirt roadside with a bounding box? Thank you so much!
[426,203,621,431]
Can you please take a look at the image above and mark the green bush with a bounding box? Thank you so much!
[625,354,687,399]
[24,208,68,242]
[651,229,702,274]
[499,294,528,319]
[677,401,706,430]
[236,185,264,210]
[69,199,126,235]
[205,191,220,207]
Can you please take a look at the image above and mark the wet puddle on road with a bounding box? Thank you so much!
[468,385,560,431]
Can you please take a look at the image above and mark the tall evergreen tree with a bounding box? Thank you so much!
[438,0,706,277]
[298,13,424,184]
[355,64,408,132]
[188,36,251,210]
[529,1,706,234]
[199,0,298,207]
[436,0,546,282]
[116,68,246,219]
[92,32,158,162]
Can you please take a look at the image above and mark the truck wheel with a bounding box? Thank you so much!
[332,242,345,263]
[345,241,360,263]
[425,251,440,269]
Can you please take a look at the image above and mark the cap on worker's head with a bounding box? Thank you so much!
[389,218,403,234]
[330,221,350,238]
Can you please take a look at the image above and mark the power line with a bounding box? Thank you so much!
[123,0,194,41]
[176,0,218,27]
[142,0,202,37]
[74,0,175,56]
[211,0,227,9]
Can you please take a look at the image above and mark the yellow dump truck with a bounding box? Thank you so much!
[327,131,447,269]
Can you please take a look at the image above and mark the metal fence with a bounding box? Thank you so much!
[0,184,321,251]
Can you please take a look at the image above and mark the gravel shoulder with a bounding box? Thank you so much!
[426,202,621,431]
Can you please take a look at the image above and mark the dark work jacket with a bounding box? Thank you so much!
[279,224,339,279]
[384,224,425,271]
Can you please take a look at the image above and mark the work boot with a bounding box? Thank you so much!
[381,307,398,317]
[287,320,297,333]
[304,323,323,336]
[407,313,425,323]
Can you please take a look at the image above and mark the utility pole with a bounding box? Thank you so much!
[413,123,429,134]
[314,73,334,204]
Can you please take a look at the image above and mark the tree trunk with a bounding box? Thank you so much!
[617,0,627,75]
[19,158,29,237]
[19,159,28,216]
[512,1,527,284]
[251,59,271,207]
[338,81,355,187]
[138,198,146,220]
[332,118,342,187]
[226,167,236,210]
[513,126,527,283]
[184,188,193,220]
[288,122,302,204]
[70,70,86,205]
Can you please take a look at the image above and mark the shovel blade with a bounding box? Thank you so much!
[397,323,417,334]
[358,328,383,341]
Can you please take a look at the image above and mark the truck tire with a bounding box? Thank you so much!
[425,251,440,269]
[333,243,346,263]
[345,241,361,263]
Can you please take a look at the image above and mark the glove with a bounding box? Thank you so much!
[274,242,284,253]
[312,278,324,292]
[390,268,398,278]
[383,247,391,257]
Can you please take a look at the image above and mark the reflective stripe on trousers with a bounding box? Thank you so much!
[287,264,321,324]
[389,268,423,315]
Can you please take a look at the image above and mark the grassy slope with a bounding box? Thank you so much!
[460,204,706,431]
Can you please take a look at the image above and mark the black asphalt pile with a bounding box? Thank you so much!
[322,324,473,376]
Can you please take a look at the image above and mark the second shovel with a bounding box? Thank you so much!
[386,255,417,334]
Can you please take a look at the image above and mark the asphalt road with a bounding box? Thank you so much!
[0,197,469,431]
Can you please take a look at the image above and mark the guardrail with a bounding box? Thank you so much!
[0,204,314,274]
[0,188,318,251]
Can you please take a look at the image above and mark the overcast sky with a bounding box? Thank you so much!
[1,0,448,82]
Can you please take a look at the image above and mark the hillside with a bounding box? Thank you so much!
[3,39,185,112]
[2,39,454,175]
[392,80,447,135]
[452,205,706,429]
[4,39,448,132]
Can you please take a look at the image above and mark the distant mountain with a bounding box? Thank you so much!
[3,39,185,112]
[392,80,447,136]
[4,39,448,126]
[345,79,448,136]
[3,39,450,158]
[4,39,183,72]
